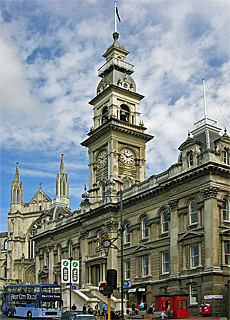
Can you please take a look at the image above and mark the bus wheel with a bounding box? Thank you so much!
[7,310,11,317]
[27,311,32,319]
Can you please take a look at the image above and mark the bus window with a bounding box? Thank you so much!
[53,287,61,293]
[21,302,26,308]
[21,287,26,293]
[27,287,33,293]
[35,301,39,308]
[34,286,40,293]
[41,287,51,293]
[11,287,17,293]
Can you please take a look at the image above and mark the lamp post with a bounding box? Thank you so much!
[120,189,124,320]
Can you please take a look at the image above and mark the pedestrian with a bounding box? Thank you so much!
[135,302,139,314]
[102,302,108,319]
[161,311,166,320]
[88,305,93,314]
[95,303,100,316]
[139,301,144,310]
[83,303,87,314]
[71,304,76,310]
[131,302,135,315]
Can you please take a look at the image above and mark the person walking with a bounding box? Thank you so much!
[102,302,108,319]
[82,303,87,314]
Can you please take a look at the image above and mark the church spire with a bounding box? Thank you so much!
[56,154,69,206]
[11,162,23,204]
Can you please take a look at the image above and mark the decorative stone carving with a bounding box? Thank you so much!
[80,230,89,239]
[106,220,119,231]
[201,186,219,199]
[168,199,178,210]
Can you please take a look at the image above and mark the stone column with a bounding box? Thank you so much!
[49,245,54,283]
[168,199,179,277]
[35,253,39,283]
[80,230,89,287]
[201,186,221,272]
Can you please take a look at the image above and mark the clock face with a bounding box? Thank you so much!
[121,149,134,165]
[97,151,107,167]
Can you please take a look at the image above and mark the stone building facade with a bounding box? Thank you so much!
[0,32,229,317]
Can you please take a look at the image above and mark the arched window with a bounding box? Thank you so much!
[28,239,34,259]
[223,149,229,164]
[102,106,109,124]
[189,200,198,224]
[3,262,7,278]
[123,180,130,190]
[17,189,20,203]
[162,210,169,233]
[4,240,7,250]
[188,152,194,168]
[142,217,148,238]
[124,225,130,244]
[120,104,130,122]
[223,198,229,221]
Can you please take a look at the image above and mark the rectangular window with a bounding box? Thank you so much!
[190,284,198,304]
[162,252,169,273]
[142,256,149,276]
[125,260,130,279]
[190,245,199,268]
[225,243,230,265]
[125,226,130,244]
[181,300,187,310]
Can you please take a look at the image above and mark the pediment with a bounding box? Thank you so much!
[178,230,204,242]
[133,244,151,253]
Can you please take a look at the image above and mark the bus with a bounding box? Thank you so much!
[2,284,62,319]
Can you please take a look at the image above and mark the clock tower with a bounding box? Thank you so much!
[81,32,153,203]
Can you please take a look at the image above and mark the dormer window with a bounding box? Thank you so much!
[188,152,194,168]
[102,107,109,124]
[120,104,130,122]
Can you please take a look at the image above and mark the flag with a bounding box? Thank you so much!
[116,5,121,22]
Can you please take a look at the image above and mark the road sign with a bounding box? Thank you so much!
[71,286,79,290]
[99,283,107,294]
[123,280,131,288]
[61,259,79,284]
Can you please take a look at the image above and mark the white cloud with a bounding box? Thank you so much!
[0,0,229,231]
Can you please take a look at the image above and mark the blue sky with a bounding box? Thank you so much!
[1,0,229,232]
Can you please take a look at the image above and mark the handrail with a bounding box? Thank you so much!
[98,58,134,76]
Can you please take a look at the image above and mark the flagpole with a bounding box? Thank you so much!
[115,1,117,33]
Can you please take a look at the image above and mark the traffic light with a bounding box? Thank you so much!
[107,269,117,289]
[103,285,113,298]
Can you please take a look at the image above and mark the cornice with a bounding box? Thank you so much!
[89,84,144,105]
[81,120,153,147]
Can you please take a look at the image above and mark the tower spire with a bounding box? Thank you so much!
[14,162,20,182]
[11,162,23,205]
[56,154,69,206]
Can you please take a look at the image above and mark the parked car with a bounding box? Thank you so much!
[74,315,97,320]
[61,310,84,320]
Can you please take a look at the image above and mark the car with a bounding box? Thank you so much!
[61,310,84,320]
[74,315,97,320]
